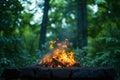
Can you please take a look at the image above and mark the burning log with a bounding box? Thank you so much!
[37,61,51,67]
[73,62,80,67]
[37,42,77,68]
[52,58,66,67]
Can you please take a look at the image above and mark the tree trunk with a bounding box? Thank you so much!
[76,0,87,48]
[39,0,50,50]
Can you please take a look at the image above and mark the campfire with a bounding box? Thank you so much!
[1,40,115,80]
[38,40,79,68]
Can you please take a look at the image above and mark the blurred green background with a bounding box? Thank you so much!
[0,0,120,79]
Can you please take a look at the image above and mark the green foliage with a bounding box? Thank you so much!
[0,0,23,35]
[47,0,77,42]
[0,0,23,73]
[0,0,40,74]
[0,0,120,79]
[0,37,25,72]
[83,0,120,79]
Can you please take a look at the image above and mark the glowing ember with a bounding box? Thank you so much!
[38,41,77,68]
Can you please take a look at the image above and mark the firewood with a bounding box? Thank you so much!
[52,58,66,67]
[36,63,43,67]
[73,62,80,67]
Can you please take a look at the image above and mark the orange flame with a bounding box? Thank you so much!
[38,42,76,68]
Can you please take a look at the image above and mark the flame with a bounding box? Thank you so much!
[38,42,76,68]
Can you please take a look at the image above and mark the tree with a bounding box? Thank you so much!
[39,0,50,50]
[75,0,87,48]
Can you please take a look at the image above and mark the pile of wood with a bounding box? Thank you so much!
[38,58,80,68]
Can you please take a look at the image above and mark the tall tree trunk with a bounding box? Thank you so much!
[39,0,50,50]
[76,0,87,48]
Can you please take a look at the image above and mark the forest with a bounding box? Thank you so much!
[0,0,120,79]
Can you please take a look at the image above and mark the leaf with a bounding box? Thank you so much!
[96,0,106,4]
